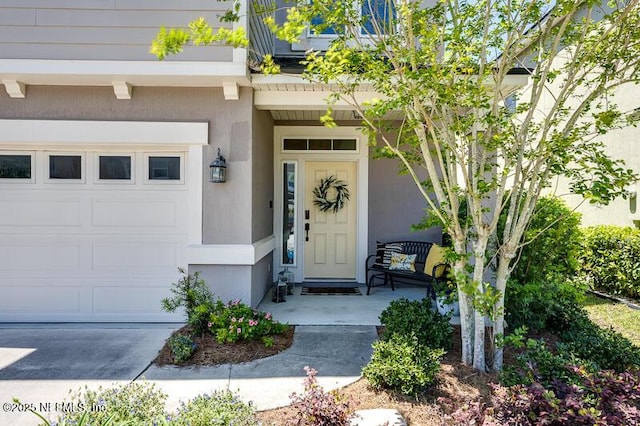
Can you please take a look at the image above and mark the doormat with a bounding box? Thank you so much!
[301,286,362,296]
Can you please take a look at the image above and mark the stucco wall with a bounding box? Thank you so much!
[533,67,640,228]
[251,105,275,242]
[251,254,273,306]
[547,120,640,228]
[191,264,253,304]
[368,154,443,252]
[202,87,255,244]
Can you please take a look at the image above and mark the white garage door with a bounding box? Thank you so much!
[0,120,207,322]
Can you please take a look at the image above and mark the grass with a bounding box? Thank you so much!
[583,293,640,346]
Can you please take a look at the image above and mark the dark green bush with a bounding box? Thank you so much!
[581,225,640,299]
[559,317,640,372]
[503,311,640,388]
[505,279,586,333]
[379,297,453,350]
[362,333,444,397]
[168,334,197,364]
[500,337,594,387]
[500,195,582,284]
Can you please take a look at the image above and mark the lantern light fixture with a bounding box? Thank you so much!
[209,147,227,183]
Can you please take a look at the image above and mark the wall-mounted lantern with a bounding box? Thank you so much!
[209,147,227,183]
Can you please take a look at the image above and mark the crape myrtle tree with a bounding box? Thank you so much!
[151,0,640,371]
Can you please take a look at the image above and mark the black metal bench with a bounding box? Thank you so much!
[365,240,449,296]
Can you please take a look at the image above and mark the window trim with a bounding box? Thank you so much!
[304,0,397,39]
[0,151,35,183]
[281,161,298,268]
[282,137,359,153]
[95,153,135,184]
[144,153,185,185]
[45,152,85,183]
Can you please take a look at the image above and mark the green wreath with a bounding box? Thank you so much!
[313,175,350,213]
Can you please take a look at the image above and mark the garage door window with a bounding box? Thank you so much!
[99,155,132,181]
[148,156,181,181]
[49,155,83,180]
[0,154,32,180]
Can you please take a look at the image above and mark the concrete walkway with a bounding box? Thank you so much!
[0,324,377,425]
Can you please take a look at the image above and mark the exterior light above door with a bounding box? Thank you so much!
[209,147,227,183]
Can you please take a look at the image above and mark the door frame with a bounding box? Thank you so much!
[273,126,369,284]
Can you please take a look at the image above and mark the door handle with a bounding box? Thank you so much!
[304,223,310,241]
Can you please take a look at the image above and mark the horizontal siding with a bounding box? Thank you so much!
[0,1,115,8]
[0,1,236,62]
[0,44,232,62]
[35,10,226,27]
[0,9,36,26]
[0,0,233,10]
[114,0,235,10]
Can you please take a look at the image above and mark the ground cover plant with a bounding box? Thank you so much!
[170,390,257,426]
[26,382,258,426]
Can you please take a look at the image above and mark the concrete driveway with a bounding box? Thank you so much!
[0,323,175,425]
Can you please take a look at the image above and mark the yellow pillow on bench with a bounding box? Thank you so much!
[425,244,446,278]
[389,252,416,272]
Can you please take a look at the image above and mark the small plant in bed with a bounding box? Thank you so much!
[209,299,287,347]
[157,268,293,366]
[168,334,197,364]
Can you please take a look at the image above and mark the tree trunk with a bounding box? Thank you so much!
[490,254,511,371]
[453,237,474,366]
[472,235,489,371]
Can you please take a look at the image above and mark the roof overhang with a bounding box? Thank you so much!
[0,59,251,100]
[252,73,530,112]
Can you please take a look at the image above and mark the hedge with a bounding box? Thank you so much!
[581,225,640,299]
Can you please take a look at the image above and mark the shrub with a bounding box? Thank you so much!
[559,317,640,372]
[500,195,582,284]
[168,334,197,364]
[161,268,217,335]
[502,315,640,388]
[500,337,592,388]
[362,333,444,397]
[489,368,640,425]
[287,366,355,426]
[581,225,640,299]
[505,279,586,333]
[208,299,288,346]
[379,297,453,350]
[51,381,168,425]
[171,390,256,426]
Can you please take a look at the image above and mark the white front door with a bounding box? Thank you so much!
[304,161,357,279]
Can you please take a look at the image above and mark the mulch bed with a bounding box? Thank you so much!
[153,325,295,366]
